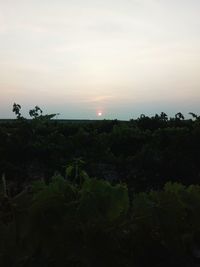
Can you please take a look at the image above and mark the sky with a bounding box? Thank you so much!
[0,0,200,119]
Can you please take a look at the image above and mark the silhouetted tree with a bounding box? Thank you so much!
[175,112,185,120]
[160,112,168,121]
[29,106,43,118]
[189,112,198,120]
[12,103,22,119]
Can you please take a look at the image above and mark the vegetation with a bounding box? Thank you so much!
[1,104,200,192]
[1,175,200,266]
[1,104,200,266]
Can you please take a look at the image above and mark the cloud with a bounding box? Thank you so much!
[0,0,200,118]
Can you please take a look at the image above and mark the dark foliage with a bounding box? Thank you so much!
[1,175,200,266]
[1,104,200,266]
[1,105,200,192]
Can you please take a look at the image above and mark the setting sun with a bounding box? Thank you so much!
[97,112,102,116]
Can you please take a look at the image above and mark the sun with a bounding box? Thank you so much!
[97,112,102,117]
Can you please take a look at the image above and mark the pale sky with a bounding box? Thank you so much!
[0,0,200,119]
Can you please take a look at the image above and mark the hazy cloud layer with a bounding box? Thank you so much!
[0,0,200,119]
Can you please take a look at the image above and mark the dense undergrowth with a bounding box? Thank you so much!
[1,175,200,266]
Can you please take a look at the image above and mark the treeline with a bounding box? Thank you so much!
[1,174,200,266]
[0,105,200,193]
